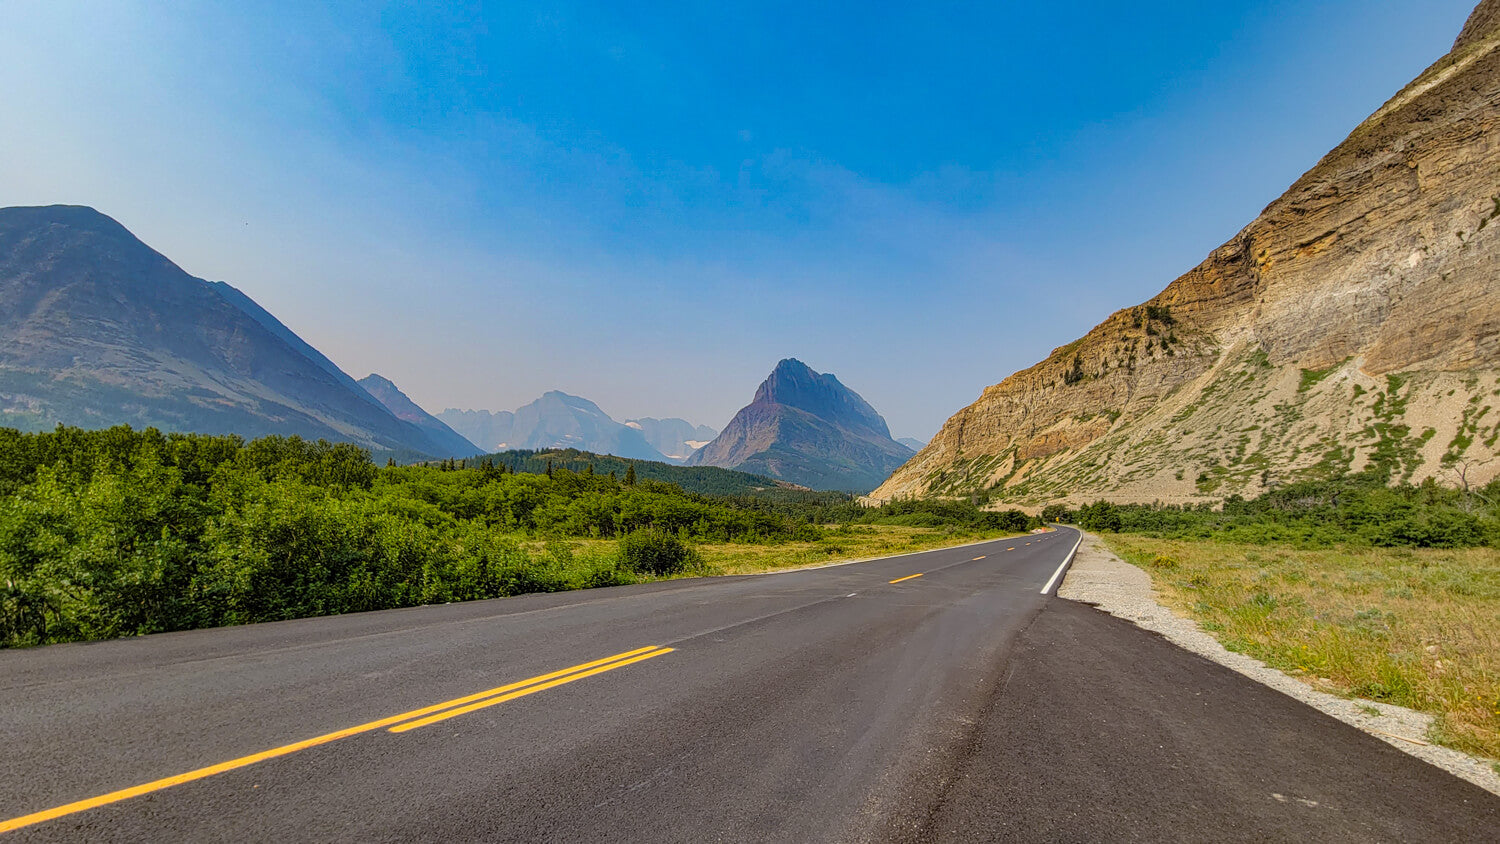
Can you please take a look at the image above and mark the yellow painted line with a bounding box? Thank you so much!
[0,645,668,834]
[1007,547,1016,551]
[971,556,986,561]
[888,573,924,584]
[390,647,674,731]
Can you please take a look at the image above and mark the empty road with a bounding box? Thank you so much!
[2,528,1496,841]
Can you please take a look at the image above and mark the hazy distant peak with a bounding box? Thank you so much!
[360,373,398,391]
[539,390,610,417]
[1,204,123,231]
[687,359,910,491]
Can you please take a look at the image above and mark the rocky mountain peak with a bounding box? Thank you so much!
[687,359,911,492]
[752,358,891,439]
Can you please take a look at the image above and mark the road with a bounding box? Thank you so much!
[2,528,1496,841]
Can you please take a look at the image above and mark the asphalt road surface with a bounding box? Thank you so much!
[2,528,1496,842]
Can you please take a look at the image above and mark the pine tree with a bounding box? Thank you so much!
[624,464,636,486]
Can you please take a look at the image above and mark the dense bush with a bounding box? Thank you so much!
[0,426,818,647]
[0,425,1022,647]
[618,528,702,576]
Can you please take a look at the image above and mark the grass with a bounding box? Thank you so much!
[529,524,1026,578]
[1101,535,1500,761]
[698,524,1022,575]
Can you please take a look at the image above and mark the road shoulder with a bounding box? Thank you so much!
[1057,530,1500,797]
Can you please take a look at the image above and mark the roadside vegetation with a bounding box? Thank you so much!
[1103,537,1500,760]
[1060,473,1500,549]
[1048,473,1500,760]
[0,426,1037,648]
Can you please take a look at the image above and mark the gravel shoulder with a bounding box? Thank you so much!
[1058,531,1500,797]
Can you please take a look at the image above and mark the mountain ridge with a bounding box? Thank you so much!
[872,7,1500,505]
[438,391,672,462]
[623,417,718,461]
[357,374,480,457]
[0,204,462,458]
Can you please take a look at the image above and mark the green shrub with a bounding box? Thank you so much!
[618,528,701,577]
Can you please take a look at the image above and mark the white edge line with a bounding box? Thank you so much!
[1040,528,1084,595]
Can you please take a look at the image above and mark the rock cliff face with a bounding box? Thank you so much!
[872,4,1500,505]
[688,359,914,492]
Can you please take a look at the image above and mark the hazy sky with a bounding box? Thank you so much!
[0,1,1479,440]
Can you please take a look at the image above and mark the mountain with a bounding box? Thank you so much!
[897,437,927,452]
[0,204,459,457]
[686,359,915,493]
[357,374,480,457]
[872,3,1500,505]
[624,417,718,462]
[434,408,515,453]
[438,391,669,461]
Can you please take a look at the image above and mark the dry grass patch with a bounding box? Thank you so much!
[697,525,1019,576]
[1102,535,1500,760]
[531,525,1022,578]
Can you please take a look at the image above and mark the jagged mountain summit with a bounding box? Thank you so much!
[687,359,914,493]
[357,374,480,458]
[0,204,466,458]
[624,417,718,461]
[437,391,670,462]
[872,2,1500,505]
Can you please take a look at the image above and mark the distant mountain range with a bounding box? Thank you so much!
[624,417,718,461]
[438,392,715,463]
[896,437,926,452]
[0,205,479,459]
[687,359,914,493]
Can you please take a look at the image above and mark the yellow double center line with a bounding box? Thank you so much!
[0,645,673,834]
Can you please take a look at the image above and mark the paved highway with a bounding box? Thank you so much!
[2,528,1496,841]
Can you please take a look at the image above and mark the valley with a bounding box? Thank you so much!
[3,2,1500,841]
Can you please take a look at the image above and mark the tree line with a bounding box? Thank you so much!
[1048,473,1500,548]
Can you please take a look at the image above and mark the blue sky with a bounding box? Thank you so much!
[0,1,1480,439]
